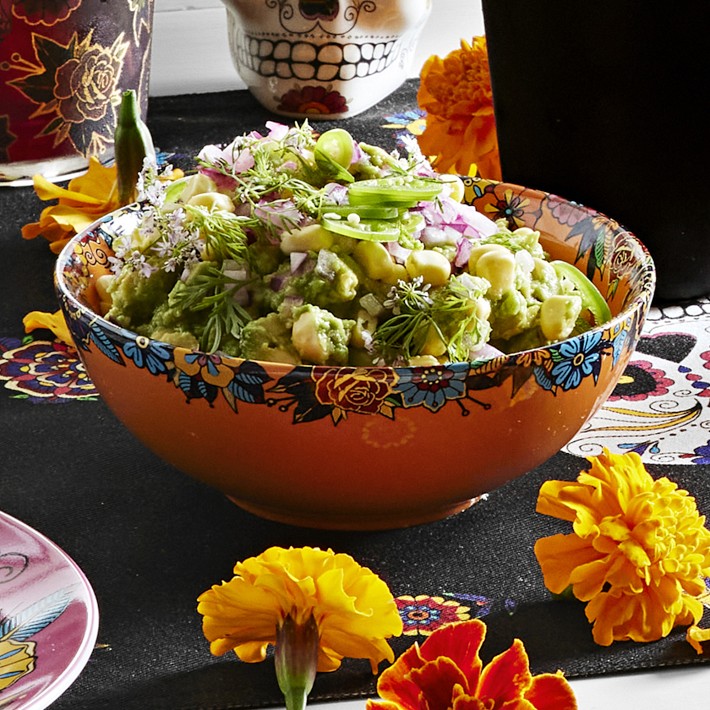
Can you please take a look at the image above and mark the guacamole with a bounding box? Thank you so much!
[102,123,609,366]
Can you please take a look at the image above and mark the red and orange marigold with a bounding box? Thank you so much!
[366,619,576,710]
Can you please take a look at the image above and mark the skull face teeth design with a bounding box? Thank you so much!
[235,34,399,82]
[222,0,431,117]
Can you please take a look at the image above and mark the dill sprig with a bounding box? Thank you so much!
[169,264,254,353]
[374,276,489,363]
[183,205,251,263]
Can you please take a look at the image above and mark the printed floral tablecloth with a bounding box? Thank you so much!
[1,81,708,709]
[3,299,709,460]
[565,298,710,463]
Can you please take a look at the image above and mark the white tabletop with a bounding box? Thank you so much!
[312,663,710,708]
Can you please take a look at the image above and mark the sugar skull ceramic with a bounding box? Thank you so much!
[221,0,431,118]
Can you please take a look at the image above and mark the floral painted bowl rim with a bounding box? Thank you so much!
[54,178,656,407]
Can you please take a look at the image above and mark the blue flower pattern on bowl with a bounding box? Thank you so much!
[56,179,654,426]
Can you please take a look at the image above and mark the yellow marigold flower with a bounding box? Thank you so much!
[197,546,402,673]
[686,624,710,654]
[417,37,501,180]
[534,450,710,646]
[23,309,73,346]
[22,158,122,254]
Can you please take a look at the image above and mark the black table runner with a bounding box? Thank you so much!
[1,80,709,709]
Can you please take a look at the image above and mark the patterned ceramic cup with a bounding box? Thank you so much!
[221,0,431,119]
[0,0,154,184]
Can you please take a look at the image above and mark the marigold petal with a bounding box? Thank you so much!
[418,619,485,680]
[21,215,74,243]
[568,558,614,601]
[22,309,73,345]
[365,700,406,710]
[478,638,532,703]
[450,688,489,710]
[417,36,501,179]
[20,220,46,241]
[534,534,600,595]
[223,639,270,662]
[536,480,581,522]
[409,657,473,710]
[686,625,710,654]
[197,579,283,655]
[32,172,105,207]
[535,450,710,648]
[198,546,401,674]
[318,627,395,673]
[69,157,118,200]
[524,672,577,710]
[374,643,429,709]
[42,204,111,232]
[585,591,633,645]
[584,585,695,645]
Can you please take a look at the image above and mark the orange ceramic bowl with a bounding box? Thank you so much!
[55,178,655,530]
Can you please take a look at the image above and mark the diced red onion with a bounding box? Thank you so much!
[455,202,498,238]
[279,295,304,318]
[270,274,287,291]
[290,251,308,273]
[469,343,505,360]
[384,241,412,264]
[232,286,250,306]
[265,121,289,140]
[254,199,303,232]
[454,237,473,268]
[351,141,365,165]
[420,227,446,246]
[324,183,348,204]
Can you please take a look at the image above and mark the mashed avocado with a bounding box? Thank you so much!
[101,124,608,366]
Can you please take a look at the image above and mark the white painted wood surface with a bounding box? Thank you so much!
[148,0,484,96]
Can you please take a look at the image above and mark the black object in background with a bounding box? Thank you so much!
[482,0,710,302]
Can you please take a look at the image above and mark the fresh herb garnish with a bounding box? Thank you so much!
[374,275,490,363]
[169,264,254,353]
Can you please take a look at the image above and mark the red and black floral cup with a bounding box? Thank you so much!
[0,0,154,184]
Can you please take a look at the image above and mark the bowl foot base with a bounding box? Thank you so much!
[225,495,486,530]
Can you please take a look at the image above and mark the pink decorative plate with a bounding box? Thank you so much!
[0,511,99,709]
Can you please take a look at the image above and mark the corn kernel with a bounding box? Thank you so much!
[405,249,451,286]
[438,174,465,202]
[421,325,447,357]
[540,294,582,341]
[281,224,334,254]
[473,248,516,298]
[187,191,235,212]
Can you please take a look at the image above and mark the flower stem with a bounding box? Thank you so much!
[275,614,319,710]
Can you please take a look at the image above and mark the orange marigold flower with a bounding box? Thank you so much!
[534,450,710,646]
[366,619,577,710]
[22,158,122,254]
[417,37,501,180]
